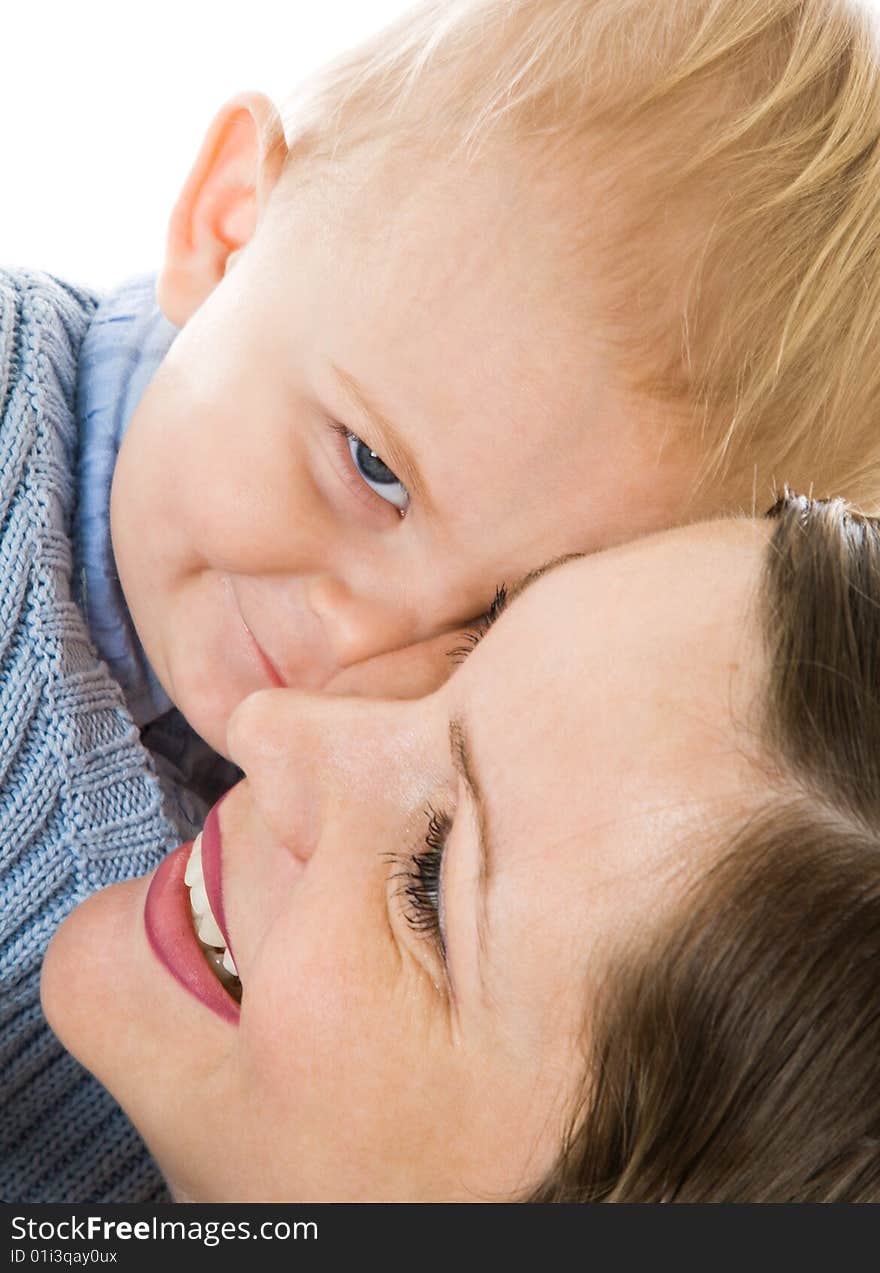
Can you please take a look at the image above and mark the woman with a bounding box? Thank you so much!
[42,493,880,1201]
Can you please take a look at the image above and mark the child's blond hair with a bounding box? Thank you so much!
[281,0,880,511]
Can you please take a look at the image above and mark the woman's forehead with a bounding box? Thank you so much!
[468,516,770,681]
[449,519,770,1031]
[454,521,771,876]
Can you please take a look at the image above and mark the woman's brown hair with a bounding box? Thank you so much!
[529,490,880,1201]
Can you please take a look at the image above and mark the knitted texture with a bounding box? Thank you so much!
[0,268,177,1203]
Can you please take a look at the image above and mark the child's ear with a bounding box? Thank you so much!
[156,90,288,327]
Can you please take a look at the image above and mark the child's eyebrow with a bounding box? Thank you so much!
[330,361,432,512]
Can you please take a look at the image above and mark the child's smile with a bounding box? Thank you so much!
[111,117,700,758]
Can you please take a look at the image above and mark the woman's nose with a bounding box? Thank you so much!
[307,576,418,670]
[224,688,424,862]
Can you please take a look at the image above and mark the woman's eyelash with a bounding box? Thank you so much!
[448,584,509,664]
[384,805,452,957]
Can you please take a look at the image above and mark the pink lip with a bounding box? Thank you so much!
[224,575,289,692]
[144,839,240,1026]
[230,586,287,688]
[243,618,287,688]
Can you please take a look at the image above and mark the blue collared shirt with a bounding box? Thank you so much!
[73,273,240,837]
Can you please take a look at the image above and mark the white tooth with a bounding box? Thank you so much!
[197,910,225,948]
[189,876,209,918]
[222,948,238,978]
[184,836,204,888]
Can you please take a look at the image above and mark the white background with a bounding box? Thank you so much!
[0,0,415,287]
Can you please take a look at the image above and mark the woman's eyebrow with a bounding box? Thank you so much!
[449,715,493,990]
[506,551,586,606]
[448,553,586,989]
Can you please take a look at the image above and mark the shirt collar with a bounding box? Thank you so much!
[73,273,178,726]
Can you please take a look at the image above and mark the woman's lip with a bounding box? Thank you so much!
[144,842,240,1026]
[201,794,235,965]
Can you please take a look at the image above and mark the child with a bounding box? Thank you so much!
[3,0,879,1204]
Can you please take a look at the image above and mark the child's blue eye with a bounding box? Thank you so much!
[346,431,410,512]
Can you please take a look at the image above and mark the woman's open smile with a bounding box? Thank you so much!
[144,791,246,1025]
[144,840,240,1026]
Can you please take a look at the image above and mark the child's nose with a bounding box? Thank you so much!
[307,577,417,669]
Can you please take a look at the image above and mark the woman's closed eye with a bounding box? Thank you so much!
[379,588,509,987]
[384,806,452,976]
[384,809,453,998]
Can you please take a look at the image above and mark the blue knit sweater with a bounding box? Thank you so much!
[0,268,187,1203]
